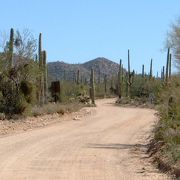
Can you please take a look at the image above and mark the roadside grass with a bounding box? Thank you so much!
[152,76,180,177]
[0,101,86,120]
[32,101,85,117]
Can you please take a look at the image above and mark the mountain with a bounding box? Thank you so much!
[47,57,120,82]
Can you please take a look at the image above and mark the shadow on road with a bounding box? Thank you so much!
[87,143,147,150]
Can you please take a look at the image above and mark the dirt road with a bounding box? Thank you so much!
[0,99,169,180]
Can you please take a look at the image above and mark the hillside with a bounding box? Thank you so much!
[48,57,120,82]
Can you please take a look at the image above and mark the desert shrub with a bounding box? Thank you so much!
[130,76,162,103]
[155,76,180,163]
[0,62,39,116]
[59,81,89,102]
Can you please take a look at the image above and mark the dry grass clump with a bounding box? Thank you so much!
[32,102,84,117]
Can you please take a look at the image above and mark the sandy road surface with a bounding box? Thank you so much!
[0,99,170,180]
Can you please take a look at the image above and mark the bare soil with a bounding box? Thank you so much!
[0,98,171,179]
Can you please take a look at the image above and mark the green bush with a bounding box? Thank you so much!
[155,76,180,164]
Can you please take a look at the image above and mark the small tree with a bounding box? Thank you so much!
[166,18,180,71]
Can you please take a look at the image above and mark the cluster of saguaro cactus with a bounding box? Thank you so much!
[160,48,172,83]
[38,33,48,105]
[90,68,95,104]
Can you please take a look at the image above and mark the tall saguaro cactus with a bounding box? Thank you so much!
[117,59,122,98]
[162,66,165,81]
[42,50,48,104]
[127,50,131,97]
[149,59,153,79]
[9,28,14,68]
[142,64,145,78]
[104,74,107,96]
[38,33,45,105]
[126,50,134,97]
[90,68,95,105]
[77,69,80,85]
[165,48,170,84]
[169,53,172,80]
[38,33,42,66]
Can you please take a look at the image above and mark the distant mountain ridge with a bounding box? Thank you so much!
[48,57,120,82]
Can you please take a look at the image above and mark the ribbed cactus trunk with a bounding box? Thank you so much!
[110,76,114,88]
[121,64,124,82]
[117,59,122,98]
[149,59,153,79]
[104,74,107,96]
[90,68,95,105]
[142,64,145,78]
[35,54,38,63]
[38,33,44,105]
[77,69,80,85]
[169,53,172,80]
[162,66,165,81]
[42,50,48,104]
[165,48,170,84]
[125,72,129,97]
[127,50,131,97]
[9,28,14,68]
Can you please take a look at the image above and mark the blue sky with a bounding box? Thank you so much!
[0,0,180,74]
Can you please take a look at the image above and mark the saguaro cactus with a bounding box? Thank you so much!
[149,59,153,79]
[38,33,42,66]
[142,64,145,78]
[104,74,107,96]
[165,48,170,84]
[162,66,165,81]
[38,33,45,105]
[121,64,124,82]
[126,50,134,97]
[169,53,172,80]
[127,50,131,97]
[90,68,95,105]
[9,28,14,68]
[42,50,48,104]
[117,59,122,98]
[77,69,80,85]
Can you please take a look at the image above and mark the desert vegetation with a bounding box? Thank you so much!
[0,19,179,177]
[0,29,96,118]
